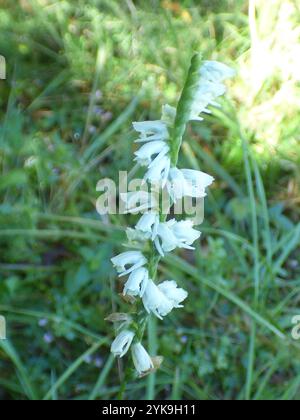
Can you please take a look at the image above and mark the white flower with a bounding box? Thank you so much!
[154,222,179,256]
[190,81,226,120]
[123,267,149,297]
[189,60,235,121]
[142,279,188,319]
[142,279,174,319]
[126,227,150,243]
[111,251,147,277]
[154,219,201,256]
[168,168,214,201]
[134,140,170,167]
[131,343,154,375]
[135,212,160,240]
[126,212,159,242]
[133,120,169,143]
[200,60,236,83]
[144,155,171,187]
[158,280,188,308]
[171,219,201,250]
[111,330,135,358]
[120,191,158,214]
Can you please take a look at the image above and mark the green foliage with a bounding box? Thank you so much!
[0,0,299,400]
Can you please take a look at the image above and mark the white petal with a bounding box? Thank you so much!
[200,61,236,82]
[123,267,149,297]
[120,191,157,214]
[168,168,213,201]
[158,280,188,308]
[181,169,214,190]
[126,227,151,242]
[142,280,173,319]
[156,223,178,253]
[171,220,201,246]
[111,330,135,358]
[134,141,169,166]
[136,212,159,235]
[111,251,147,277]
[188,61,235,121]
[154,237,165,257]
[131,343,154,375]
[133,120,169,143]
[145,155,170,187]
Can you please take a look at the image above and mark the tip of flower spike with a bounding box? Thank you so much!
[191,52,203,67]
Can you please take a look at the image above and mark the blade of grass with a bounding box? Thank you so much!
[81,47,107,147]
[83,95,140,160]
[241,130,260,401]
[189,141,244,198]
[272,224,300,275]
[146,316,157,400]
[0,340,38,400]
[171,367,181,400]
[0,305,106,342]
[0,228,124,245]
[200,226,253,252]
[37,213,125,232]
[26,70,69,111]
[281,374,300,400]
[253,355,282,400]
[271,223,300,254]
[251,156,272,265]
[0,378,23,395]
[43,340,105,400]
[89,354,115,400]
[165,254,285,340]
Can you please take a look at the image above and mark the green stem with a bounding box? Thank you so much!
[120,54,204,392]
[170,53,202,166]
[136,53,204,342]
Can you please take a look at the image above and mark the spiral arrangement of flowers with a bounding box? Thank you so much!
[108,54,235,377]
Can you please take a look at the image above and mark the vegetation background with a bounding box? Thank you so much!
[0,0,299,400]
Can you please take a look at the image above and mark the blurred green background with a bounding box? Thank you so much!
[0,0,299,400]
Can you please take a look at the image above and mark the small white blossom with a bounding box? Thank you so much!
[168,168,214,201]
[111,330,135,358]
[108,57,234,375]
[158,280,188,308]
[190,60,235,121]
[131,343,154,375]
[154,219,201,256]
[126,212,160,242]
[135,212,160,240]
[154,222,179,256]
[133,120,169,143]
[126,227,150,243]
[171,219,201,245]
[134,140,170,167]
[142,279,174,319]
[123,267,149,297]
[190,82,226,120]
[142,279,188,319]
[144,155,171,187]
[200,60,236,83]
[111,251,147,277]
[120,191,158,214]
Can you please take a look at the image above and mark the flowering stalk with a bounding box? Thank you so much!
[170,53,203,166]
[107,53,235,379]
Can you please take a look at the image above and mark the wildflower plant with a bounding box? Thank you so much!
[107,53,235,378]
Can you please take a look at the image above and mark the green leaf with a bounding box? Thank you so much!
[0,170,27,191]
